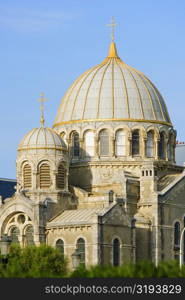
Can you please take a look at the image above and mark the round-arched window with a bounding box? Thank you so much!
[40,163,51,189]
[115,130,126,156]
[25,225,34,246]
[99,129,109,156]
[84,131,94,157]
[113,238,120,266]
[23,164,32,188]
[158,132,165,159]
[146,131,154,158]
[72,132,80,157]
[57,164,65,189]
[10,226,20,244]
[132,130,139,156]
[56,239,64,256]
[76,238,85,266]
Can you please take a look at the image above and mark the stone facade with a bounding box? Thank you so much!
[0,40,184,269]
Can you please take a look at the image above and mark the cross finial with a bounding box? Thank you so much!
[107,16,117,42]
[38,92,46,127]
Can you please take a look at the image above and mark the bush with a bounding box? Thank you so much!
[70,260,185,278]
[0,244,68,278]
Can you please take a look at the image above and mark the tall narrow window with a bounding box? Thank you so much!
[174,222,180,246]
[115,130,126,156]
[25,225,34,246]
[57,164,65,189]
[40,163,51,189]
[174,221,180,261]
[132,130,140,156]
[99,129,109,156]
[10,226,20,244]
[84,131,94,157]
[23,164,32,188]
[158,132,165,159]
[56,239,64,256]
[72,132,80,157]
[76,238,85,266]
[113,238,120,266]
[168,134,174,161]
[146,131,154,158]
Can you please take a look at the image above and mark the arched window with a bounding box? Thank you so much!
[158,132,165,159]
[99,129,109,156]
[56,239,64,256]
[57,164,65,189]
[146,131,154,158]
[109,190,114,203]
[40,163,51,189]
[76,238,85,266]
[168,134,174,161]
[25,225,34,246]
[84,131,94,157]
[23,164,32,188]
[10,226,20,244]
[174,221,180,260]
[115,130,126,156]
[113,238,120,266]
[174,221,180,246]
[72,132,80,157]
[132,130,140,156]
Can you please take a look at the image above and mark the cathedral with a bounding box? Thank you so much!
[0,32,185,269]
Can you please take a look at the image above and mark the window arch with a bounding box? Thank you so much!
[24,225,34,246]
[99,129,109,156]
[10,226,20,244]
[72,132,80,157]
[132,130,140,156]
[39,163,51,189]
[158,132,165,159]
[57,163,65,189]
[84,130,94,157]
[76,238,85,266]
[23,164,32,188]
[146,131,154,158]
[56,239,64,256]
[113,238,120,266]
[115,130,126,156]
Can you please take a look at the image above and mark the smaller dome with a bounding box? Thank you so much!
[18,127,67,151]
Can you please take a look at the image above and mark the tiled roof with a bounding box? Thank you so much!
[47,205,115,227]
[0,178,16,200]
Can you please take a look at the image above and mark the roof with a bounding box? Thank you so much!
[53,42,171,128]
[158,174,180,191]
[18,127,67,152]
[0,178,16,200]
[47,205,115,227]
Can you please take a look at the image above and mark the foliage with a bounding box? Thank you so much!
[0,244,68,278]
[70,260,185,278]
[1,245,185,278]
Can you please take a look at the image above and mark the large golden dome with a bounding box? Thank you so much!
[53,42,171,128]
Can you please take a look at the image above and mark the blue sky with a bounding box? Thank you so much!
[0,0,185,178]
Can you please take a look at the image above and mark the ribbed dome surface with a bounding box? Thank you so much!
[54,42,171,127]
[18,127,66,151]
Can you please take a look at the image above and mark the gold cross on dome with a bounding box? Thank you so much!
[38,92,47,127]
[107,16,117,42]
